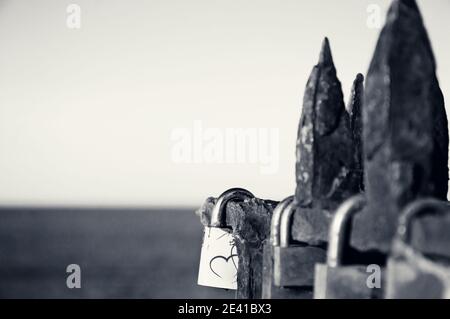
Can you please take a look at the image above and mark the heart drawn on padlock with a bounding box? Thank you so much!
[198,226,240,289]
[209,244,238,281]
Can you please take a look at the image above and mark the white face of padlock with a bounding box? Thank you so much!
[197,226,238,290]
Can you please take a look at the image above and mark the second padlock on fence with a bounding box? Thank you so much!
[262,195,326,299]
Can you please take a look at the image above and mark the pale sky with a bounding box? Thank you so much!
[0,0,448,207]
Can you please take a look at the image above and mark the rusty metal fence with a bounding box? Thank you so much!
[196,0,450,299]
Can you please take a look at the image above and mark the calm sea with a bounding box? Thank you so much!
[0,207,233,298]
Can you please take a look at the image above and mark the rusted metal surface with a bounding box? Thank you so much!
[351,0,449,253]
[348,73,365,192]
[196,0,449,299]
[292,38,363,245]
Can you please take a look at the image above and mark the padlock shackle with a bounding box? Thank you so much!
[397,198,450,244]
[270,195,294,247]
[210,188,254,228]
[279,202,295,248]
[327,194,365,268]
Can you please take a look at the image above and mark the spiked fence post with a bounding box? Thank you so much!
[348,73,365,192]
[351,0,449,253]
[291,38,363,246]
[260,39,364,299]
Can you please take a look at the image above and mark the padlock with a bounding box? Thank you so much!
[197,188,254,290]
[273,197,326,289]
[386,198,450,299]
[262,196,316,298]
[314,194,382,299]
